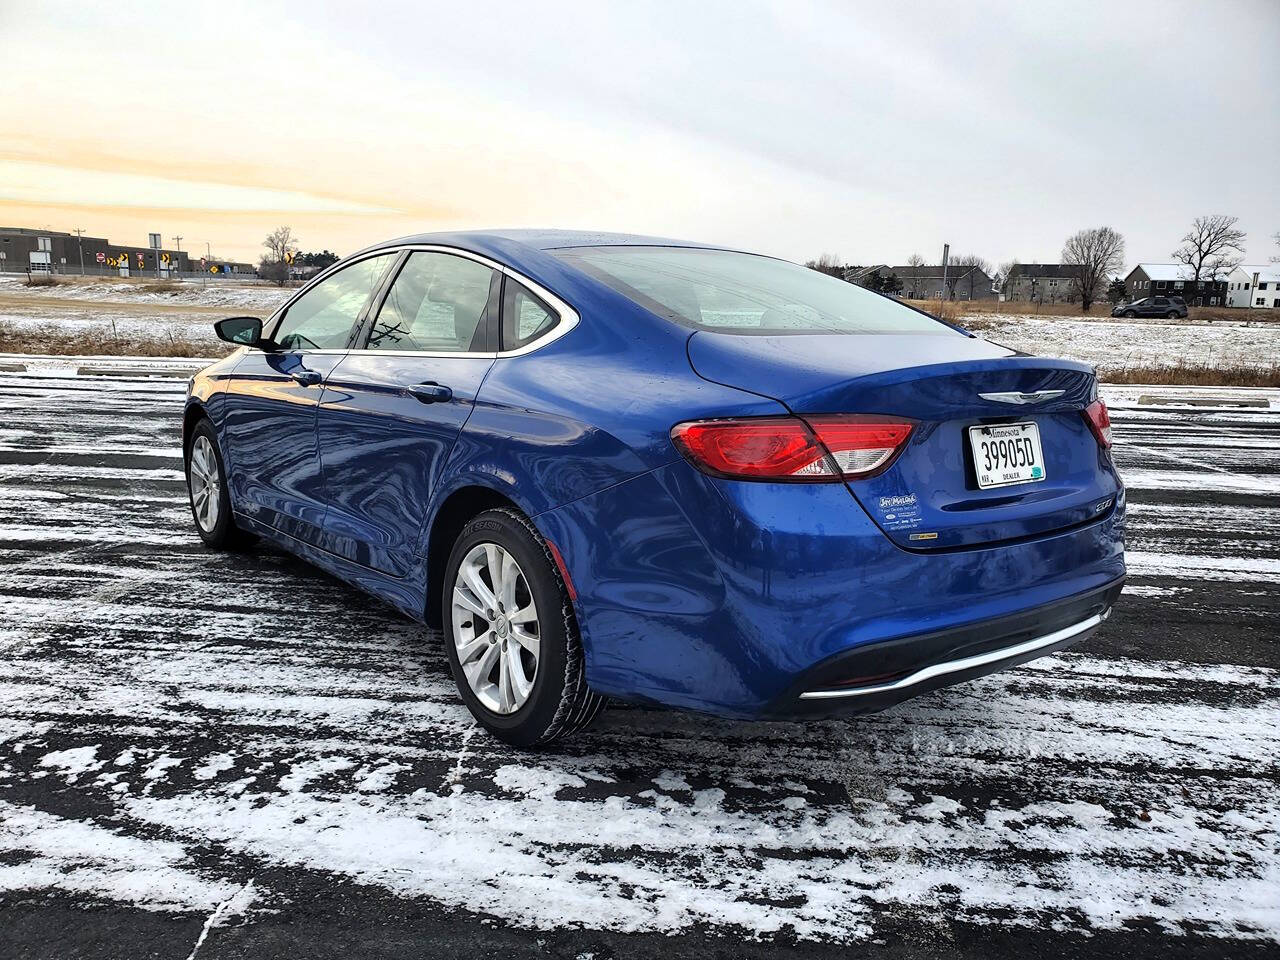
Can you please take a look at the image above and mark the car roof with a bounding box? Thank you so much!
[364,228,733,254]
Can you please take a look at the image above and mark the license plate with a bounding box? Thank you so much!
[969,421,1046,489]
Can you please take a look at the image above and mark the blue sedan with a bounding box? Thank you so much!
[184,231,1125,746]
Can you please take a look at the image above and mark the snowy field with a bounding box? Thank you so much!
[0,272,290,310]
[0,364,1277,958]
[2,276,1278,374]
[0,274,287,350]
[972,313,1280,371]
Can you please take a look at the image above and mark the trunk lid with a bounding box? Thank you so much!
[687,331,1121,550]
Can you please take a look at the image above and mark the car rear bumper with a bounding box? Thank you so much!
[764,580,1122,717]
[537,459,1126,719]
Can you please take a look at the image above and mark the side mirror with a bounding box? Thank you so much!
[214,316,265,347]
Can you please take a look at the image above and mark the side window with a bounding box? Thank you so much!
[502,279,558,351]
[367,252,495,353]
[273,253,396,351]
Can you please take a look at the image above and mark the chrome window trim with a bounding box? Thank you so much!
[265,243,579,360]
[797,612,1104,700]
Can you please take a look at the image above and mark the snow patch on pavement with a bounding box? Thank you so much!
[0,800,237,911]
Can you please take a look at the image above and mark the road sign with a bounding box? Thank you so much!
[96,252,106,263]
[149,233,162,249]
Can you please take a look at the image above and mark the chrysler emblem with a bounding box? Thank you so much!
[978,389,1067,405]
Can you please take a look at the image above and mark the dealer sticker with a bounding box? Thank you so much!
[876,493,923,530]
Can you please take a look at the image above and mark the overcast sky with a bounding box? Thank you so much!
[2,0,1277,268]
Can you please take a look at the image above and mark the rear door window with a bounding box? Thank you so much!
[365,251,496,353]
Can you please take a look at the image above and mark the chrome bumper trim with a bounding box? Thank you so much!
[798,612,1104,700]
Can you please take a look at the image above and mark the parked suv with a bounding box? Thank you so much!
[1112,296,1188,319]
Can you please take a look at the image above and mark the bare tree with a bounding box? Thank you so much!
[805,253,845,279]
[260,226,299,286]
[906,253,925,298]
[999,259,1019,299]
[1172,214,1246,283]
[1062,226,1125,313]
[263,225,298,262]
[947,253,991,300]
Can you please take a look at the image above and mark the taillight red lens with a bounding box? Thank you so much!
[1082,399,1112,449]
[672,417,834,479]
[805,417,915,477]
[672,415,914,481]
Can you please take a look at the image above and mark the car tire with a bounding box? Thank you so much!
[1166,311,1179,319]
[1123,310,1137,318]
[185,418,253,549]
[443,507,606,747]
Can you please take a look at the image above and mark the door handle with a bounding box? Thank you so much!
[409,382,453,404]
[289,369,322,387]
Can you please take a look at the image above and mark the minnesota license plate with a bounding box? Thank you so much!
[969,421,1046,489]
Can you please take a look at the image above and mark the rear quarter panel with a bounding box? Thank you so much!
[433,287,785,527]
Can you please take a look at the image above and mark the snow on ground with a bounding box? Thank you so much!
[3,276,1278,374]
[0,274,288,349]
[0,273,290,310]
[970,313,1279,371]
[0,306,221,345]
[0,799,239,912]
[0,368,1278,948]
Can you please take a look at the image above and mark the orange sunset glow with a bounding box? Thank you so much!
[3,2,1277,266]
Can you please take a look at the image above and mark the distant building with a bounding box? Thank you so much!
[1225,264,1280,309]
[1123,263,1227,306]
[874,263,996,301]
[1002,263,1084,303]
[0,226,190,276]
[0,226,254,277]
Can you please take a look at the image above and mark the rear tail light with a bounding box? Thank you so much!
[807,417,915,476]
[671,415,914,481]
[1082,399,1112,449]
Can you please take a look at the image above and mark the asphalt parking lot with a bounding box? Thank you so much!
[1,366,1277,959]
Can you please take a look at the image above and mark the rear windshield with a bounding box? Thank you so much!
[552,246,947,335]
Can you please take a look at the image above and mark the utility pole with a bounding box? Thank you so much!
[172,236,183,274]
[940,243,950,304]
[73,228,86,275]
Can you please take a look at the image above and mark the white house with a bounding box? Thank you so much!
[1226,264,1280,309]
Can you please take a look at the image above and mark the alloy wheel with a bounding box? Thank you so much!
[450,542,541,714]
[188,435,221,533]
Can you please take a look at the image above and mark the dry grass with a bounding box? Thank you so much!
[22,275,59,288]
[0,318,231,359]
[1188,305,1280,323]
[904,298,1112,319]
[1100,362,1280,387]
[904,297,1280,325]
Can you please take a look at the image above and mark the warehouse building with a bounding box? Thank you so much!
[0,226,253,277]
